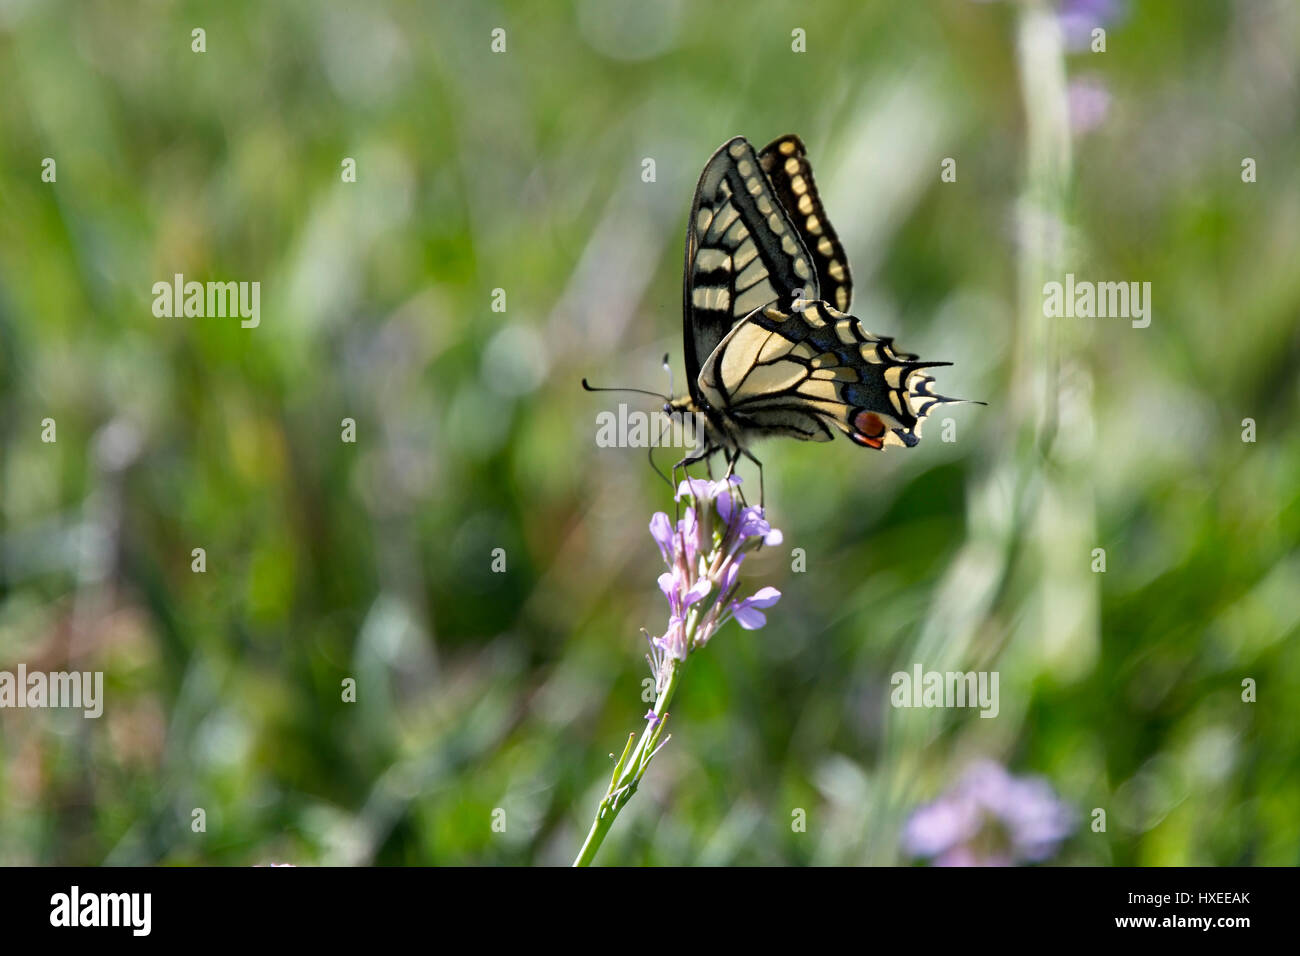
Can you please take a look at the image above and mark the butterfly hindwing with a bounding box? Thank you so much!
[683,136,819,398]
[758,135,853,314]
[697,300,958,450]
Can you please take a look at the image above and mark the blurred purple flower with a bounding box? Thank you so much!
[1067,75,1110,135]
[902,760,1074,866]
[1059,0,1123,52]
[643,478,782,690]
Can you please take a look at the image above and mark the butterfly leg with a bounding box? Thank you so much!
[646,416,676,492]
[671,458,689,523]
[739,448,766,511]
[672,449,710,491]
[723,450,753,509]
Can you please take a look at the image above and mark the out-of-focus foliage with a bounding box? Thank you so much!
[0,0,1296,865]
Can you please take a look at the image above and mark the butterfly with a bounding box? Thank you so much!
[585,134,967,503]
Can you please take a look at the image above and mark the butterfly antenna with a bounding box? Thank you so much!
[580,379,670,402]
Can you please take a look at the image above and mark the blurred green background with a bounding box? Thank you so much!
[1,0,1297,865]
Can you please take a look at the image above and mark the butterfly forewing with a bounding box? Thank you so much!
[759,135,853,313]
[697,301,958,450]
[683,136,819,399]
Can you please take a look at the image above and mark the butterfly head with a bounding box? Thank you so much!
[665,395,697,418]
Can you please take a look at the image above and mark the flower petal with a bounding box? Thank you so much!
[684,577,713,607]
[717,553,745,594]
[675,478,712,503]
[711,475,741,498]
[731,602,768,630]
[649,512,674,563]
[736,506,771,540]
[744,586,782,609]
[678,507,700,564]
[715,487,734,525]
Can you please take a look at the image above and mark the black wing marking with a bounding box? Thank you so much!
[759,135,853,313]
[683,136,818,402]
[697,300,961,450]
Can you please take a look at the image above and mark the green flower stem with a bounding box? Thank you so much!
[572,657,683,867]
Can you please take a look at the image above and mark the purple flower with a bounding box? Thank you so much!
[712,476,744,524]
[902,760,1074,866]
[644,477,783,686]
[973,0,1124,52]
[649,512,674,563]
[729,586,781,630]
[674,477,714,503]
[733,505,783,547]
[679,506,701,565]
[718,553,744,595]
[1058,0,1123,53]
[684,577,712,607]
[1067,76,1110,135]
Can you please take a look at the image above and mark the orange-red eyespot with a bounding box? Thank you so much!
[852,411,885,438]
[850,410,886,449]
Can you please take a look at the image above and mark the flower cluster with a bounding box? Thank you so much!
[902,760,1075,867]
[644,477,783,695]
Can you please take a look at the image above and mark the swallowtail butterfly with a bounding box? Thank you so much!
[585,134,968,500]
